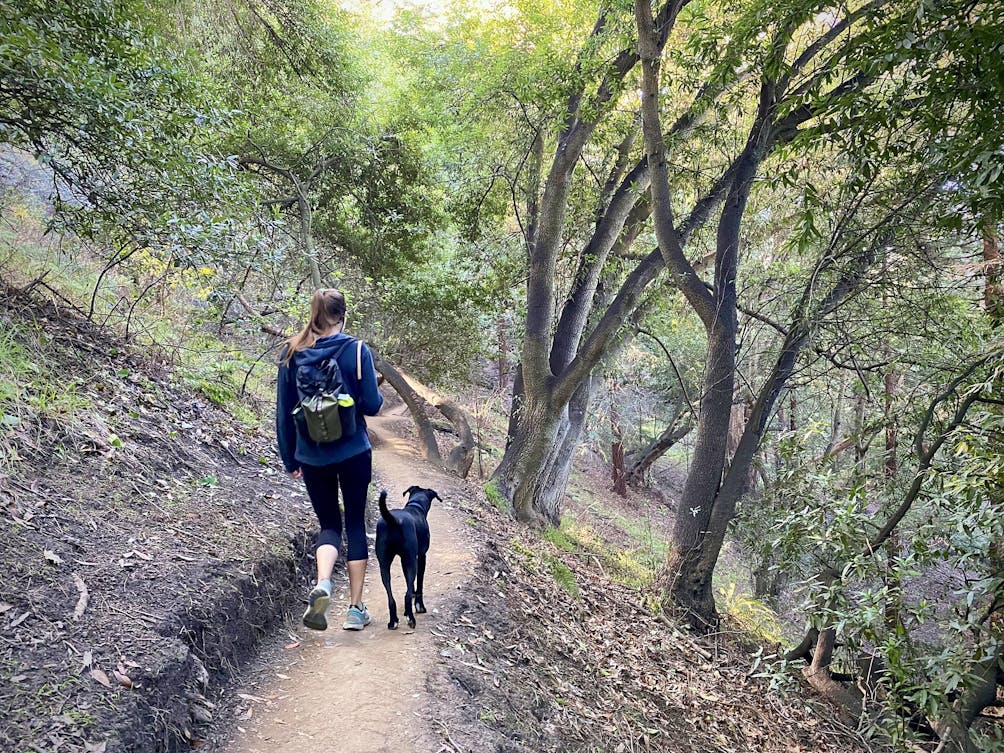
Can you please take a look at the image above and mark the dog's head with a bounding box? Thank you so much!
[403,485,440,515]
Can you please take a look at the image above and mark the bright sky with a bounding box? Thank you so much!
[340,0,503,26]
[339,0,449,24]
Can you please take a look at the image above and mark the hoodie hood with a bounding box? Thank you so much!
[293,333,355,370]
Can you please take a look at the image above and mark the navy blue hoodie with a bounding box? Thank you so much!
[276,333,383,472]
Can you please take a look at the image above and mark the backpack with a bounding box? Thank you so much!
[292,339,363,443]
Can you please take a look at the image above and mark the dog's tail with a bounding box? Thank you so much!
[378,490,398,527]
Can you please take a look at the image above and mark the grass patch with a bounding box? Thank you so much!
[0,324,91,454]
[484,480,508,513]
[509,536,581,599]
[545,514,661,592]
[543,525,577,551]
[714,558,783,646]
[549,558,580,599]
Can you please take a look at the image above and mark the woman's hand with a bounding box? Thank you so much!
[289,469,302,480]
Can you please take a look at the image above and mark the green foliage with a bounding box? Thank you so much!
[717,582,784,644]
[543,525,578,552]
[0,0,253,247]
[744,352,1004,746]
[550,558,580,599]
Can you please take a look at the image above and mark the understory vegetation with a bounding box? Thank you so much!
[1,0,1002,750]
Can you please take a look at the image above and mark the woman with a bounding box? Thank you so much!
[276,288,383,631]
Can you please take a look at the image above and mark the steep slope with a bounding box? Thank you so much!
[0,285,314,752]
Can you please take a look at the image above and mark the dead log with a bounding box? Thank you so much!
[802,628,864,724]
[626,408,694,486]
[784,627,819,662]
[371,351,475,478]
[370,354,444,468]
[234,293,286,338]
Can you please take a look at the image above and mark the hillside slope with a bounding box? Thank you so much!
[0,284,314,752]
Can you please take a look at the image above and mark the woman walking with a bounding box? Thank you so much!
[276,288,383,630]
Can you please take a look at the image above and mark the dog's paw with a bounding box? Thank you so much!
[415,603,427,614]
[407,616,416,629]
[388,620,398,630]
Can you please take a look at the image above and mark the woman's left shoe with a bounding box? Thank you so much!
[302,586,332,631]
[342,603,372,630]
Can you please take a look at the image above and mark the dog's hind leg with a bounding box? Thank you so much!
[401,556,417,629]
[380,563,398,630]
[414,553,427,614]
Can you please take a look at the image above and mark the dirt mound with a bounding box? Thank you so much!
[0,286,315,752]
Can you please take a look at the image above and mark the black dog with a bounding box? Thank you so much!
[375,486,439,630]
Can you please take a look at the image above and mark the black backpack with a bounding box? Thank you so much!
[292,339,361,443]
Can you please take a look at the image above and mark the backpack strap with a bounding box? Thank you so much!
[356,340,363,381]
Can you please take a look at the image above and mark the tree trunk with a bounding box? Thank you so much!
[375,353,475,479]
[541,376,593,506]
[984,221,1002,322]
[611,394,628,497]
[495,374,593,524]
[626,405,693,486]
[490,393,566,525]
[931,642,1003,753]
[297,194,323,290]
[665,322,738,628]
[802,628,864,723]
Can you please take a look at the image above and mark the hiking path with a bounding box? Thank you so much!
[219,409,475,753]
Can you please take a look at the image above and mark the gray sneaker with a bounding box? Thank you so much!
[302,587,331,631]
[342,603,372,630]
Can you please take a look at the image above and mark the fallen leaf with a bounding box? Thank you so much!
[237,693,265,703]
[71,573,89,621]
[113,670,132,688]
[84,742,107,753]
[90,669,112,688]
[131,549,153,561]
[283,641,300,650]
[44,549,63,565]
[10,674,27,682]
[0,603,12,614]
[81,650,93,671]
[10,610,30,628]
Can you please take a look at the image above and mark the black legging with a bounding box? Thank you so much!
[300,450,371,561]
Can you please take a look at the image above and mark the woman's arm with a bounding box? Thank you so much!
[357,344,384,416]
[275,360,300,473]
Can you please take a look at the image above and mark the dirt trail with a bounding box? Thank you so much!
[220,411,474,753]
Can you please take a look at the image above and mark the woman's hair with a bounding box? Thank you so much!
[282,289,347,364]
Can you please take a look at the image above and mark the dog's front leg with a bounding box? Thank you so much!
[379,563,398,630]
[401,556,417,629]
[415,553,427,614]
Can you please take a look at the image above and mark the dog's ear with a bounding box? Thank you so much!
[404,485,420,497]
[428,489,441,502]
